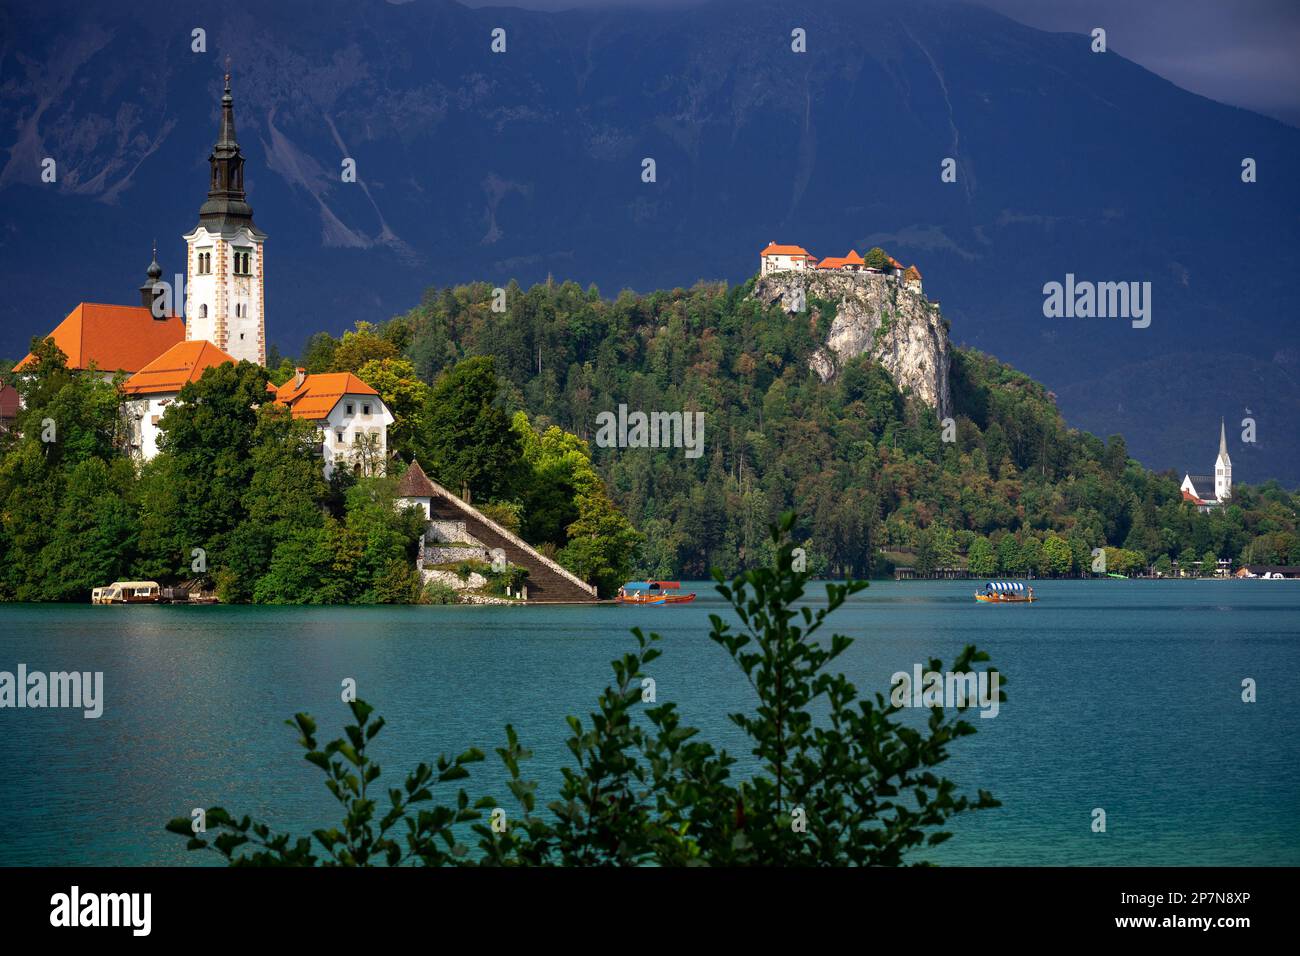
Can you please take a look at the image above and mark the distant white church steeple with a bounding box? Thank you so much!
[1215,418,1232,502]
[1180,418,1232,511]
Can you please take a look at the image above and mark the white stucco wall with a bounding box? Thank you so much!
[182,224,266,365]
[318,393,395,479]
[761,254,811,275]
[1215,456,1232,501]
[125,393,178,461]
[397,495,433,519]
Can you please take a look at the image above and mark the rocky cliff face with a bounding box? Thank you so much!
[751,271,952,418]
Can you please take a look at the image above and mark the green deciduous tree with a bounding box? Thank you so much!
[966,536,997,577]
[558,492,644,597]
[331,322,398,373]
[996,535,1025,575]
[150,361,270,575]
[415,356,521,503]
[863,247,890,271]
[1041,534,1073,577]
[356,357,429,460]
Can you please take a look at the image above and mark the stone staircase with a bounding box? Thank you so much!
[397,461,600,603]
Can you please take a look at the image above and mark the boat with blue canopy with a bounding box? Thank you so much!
[616,580,696,605]
[974,581,1036,604]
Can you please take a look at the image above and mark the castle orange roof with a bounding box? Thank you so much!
[816,250,866,270]
[121,340,237,395]
[904,265,922,280]
[271,371,379,421]
[14,303,185,374]
[760,242,815,259]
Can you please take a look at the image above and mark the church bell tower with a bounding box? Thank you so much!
[1215,418,1232,502]
[182,68,267,365]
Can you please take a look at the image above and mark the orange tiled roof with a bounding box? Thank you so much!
[904,265,922,280]
[14,303,185,373]
[816,250,865,270]
[272,371,379,421]
[760,242,814,259]
[121,340,237,395]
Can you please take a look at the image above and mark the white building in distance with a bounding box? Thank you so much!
[1181,420,1232,511]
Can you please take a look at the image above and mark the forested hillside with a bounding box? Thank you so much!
[4,275,1295,602]
[289,277,1297,579]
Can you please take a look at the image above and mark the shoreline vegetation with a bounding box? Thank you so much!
[2,276,1297,605]
[166,515,1006,867]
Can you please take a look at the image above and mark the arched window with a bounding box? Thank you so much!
[198,304,208,318]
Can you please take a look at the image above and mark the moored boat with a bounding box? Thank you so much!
[974,581,1036,604]
[92,581,162,605]
[616,580,696,605]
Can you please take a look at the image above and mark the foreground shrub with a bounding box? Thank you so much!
[168,513,1003,865]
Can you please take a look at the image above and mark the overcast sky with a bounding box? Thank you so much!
[451,0,1300,127]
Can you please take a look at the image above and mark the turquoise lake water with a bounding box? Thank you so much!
[1,579,1297,866]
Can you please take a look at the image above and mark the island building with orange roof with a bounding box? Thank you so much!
[268,369,394,479]
[16,72,393,478]
[121,340,239,459]
[13,297,185,380]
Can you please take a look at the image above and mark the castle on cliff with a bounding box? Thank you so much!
[759,241,923,293]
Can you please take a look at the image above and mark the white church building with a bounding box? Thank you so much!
[96,72,391,476]
[1180,420,1232,511]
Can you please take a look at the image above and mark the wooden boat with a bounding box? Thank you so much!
[92,581,161,605]
[974,581,1036,604]
[616,580,696,605]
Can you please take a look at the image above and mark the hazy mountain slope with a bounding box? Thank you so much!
[1,0,1296,481]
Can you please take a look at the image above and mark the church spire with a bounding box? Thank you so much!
[196,62,261,235]
[218,62,237,149]
[1215,416,1232,503]
[139,240,163,311]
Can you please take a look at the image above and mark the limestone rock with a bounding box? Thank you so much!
[751,271,952,418]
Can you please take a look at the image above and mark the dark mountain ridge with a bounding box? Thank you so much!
[1,0,1296,481]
